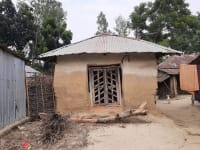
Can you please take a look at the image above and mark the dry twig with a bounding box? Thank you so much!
[40,113,67,145]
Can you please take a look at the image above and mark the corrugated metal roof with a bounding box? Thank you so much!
[190,54,200,64]
[158,54,198,75]
[25,65,40,77]
[159,68,179,75]
[39,34,182,58]
[0,45,26,61]
[157,70,170,82]
[25,65,39,73]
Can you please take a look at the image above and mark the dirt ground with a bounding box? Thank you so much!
[84,115,199,150]
[157,95,200,134]
[85,95,200,150]
[1,95,200,150]
[0,121,90,150]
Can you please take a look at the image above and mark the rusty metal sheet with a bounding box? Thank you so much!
[157,71,170,82]
[158,55,198,75]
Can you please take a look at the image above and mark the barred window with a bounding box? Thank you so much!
[88,65,121,105]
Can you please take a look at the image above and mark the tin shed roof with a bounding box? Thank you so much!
[158,70,170,82]
[25,65,40,77]
[39,34,182,58]
[0,45,26,61]
[158,55,198,75]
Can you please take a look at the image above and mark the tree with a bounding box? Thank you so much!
[147,0,191,43]
[0,0,36,57]
[15,2,36,56]
[40,17,72,52]
[30,0,72,57]
[130,0,200,53]
[114,15,130,36]
[96,11,108,35]
[0,0,17,47]
[170,15,200,53]
[130,2,152,38]
[31,0,65,27]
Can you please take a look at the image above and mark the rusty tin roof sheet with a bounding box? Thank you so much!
[158,55,198,75]
[158,70,170,82]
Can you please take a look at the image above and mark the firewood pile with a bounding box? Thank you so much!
[37,102,147,145]
[69,102,148,123]
[40,113,67,145]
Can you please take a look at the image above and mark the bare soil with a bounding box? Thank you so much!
[84,115,200,150]
[1,95,200,150]
[157,95,200,134]
[0,116,151,150]
[85,95,200,150]
[0,121,90,150]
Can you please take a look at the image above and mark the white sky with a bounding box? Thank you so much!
[13,0,200,42]
[59,0,199,42]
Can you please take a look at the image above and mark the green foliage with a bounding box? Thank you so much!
[0,0,17,47]
[15,2,36,51]
[130,0,200,53]
[31,0,65,26]
[130,2,152,39]
[0,0,72,72]
[30,0,72,58]
[39,17,72,52]
[96,11,108,35]
[114,15,130,36]
[0,0,36,57]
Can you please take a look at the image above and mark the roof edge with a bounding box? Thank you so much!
[0,45,27,61]
[39,34,182,59]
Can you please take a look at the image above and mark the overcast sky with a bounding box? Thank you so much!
[59,0,199,42]
[13,0,199,42]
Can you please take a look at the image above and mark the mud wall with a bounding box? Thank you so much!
[54,53,157,113]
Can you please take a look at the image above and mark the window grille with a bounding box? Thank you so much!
[89,65,121,105]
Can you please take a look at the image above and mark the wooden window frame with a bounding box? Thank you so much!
[88,64,122,106]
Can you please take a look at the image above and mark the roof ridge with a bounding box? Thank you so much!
[39,34,182,58]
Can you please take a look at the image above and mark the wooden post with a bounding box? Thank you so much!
[40,75,45,112]
[170,76,178,98]
[170,77,175,97]
[25,78,30,116]
[191,94,195,105]
[173,76,178,96]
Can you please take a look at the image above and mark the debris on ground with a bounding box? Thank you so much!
[0,102,151,150]
[0,121,89,150]
[70,102,147,123]
[22,141,32,150]
[40,113,67,145]
[17,126,26,131]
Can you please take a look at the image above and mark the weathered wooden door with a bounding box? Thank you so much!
[89,66,121,105]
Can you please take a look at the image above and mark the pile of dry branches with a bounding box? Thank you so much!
[39,102,147,144]
[40,113,67,145]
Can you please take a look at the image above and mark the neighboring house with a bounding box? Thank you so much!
[158,55,197,99]
[25,65,40,78]
[189,55,200,102]
[0,46,26,129]
[39,34,181,113]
